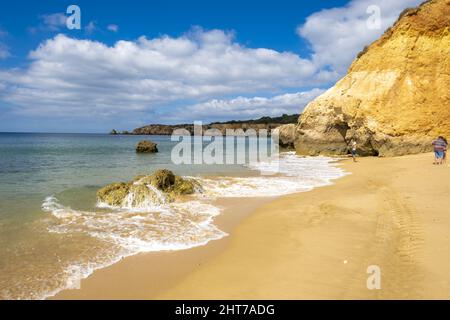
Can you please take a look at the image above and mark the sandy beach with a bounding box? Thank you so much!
[54,153,450,300]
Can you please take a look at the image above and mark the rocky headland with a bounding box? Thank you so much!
[111,114,299,136]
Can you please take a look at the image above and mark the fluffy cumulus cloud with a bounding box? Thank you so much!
[180,89,325,121]
[0,29,326,119]
[298,0,422,74]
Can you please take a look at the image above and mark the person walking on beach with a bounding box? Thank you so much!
[351,140,357,162]
[432,136,447,165]
[442,137,448,164]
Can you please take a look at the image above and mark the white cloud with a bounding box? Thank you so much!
[297,0,422,74]
[0,29,326,118]
[39,13,67,31]
[181,89,325,121]
[107,24,119,32]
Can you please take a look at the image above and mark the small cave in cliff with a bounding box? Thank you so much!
[335,122,350,141]
[367,140,380,157]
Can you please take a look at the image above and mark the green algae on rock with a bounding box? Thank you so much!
[96,169,200,208]
[97,182,130,207]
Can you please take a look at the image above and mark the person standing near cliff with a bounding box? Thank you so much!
[442,137,448,164]
[432,136,447,165]
[351,140,357,162]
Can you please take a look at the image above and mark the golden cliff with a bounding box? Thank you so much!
[295,0,450,156]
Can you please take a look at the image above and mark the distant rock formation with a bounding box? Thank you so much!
[136,140,158,153]
[128,114,300,136]
[295,0,450,156]
[97,169,200,208]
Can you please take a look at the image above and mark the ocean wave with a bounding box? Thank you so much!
[43,196,226,251]
[39,195,226,300]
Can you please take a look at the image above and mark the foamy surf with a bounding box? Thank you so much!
[35,152,346,300]
[39,194,226,300]
[199,153,347,198]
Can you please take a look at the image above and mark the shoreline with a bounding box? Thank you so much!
[54,153,450,299]
[52,196,275,299]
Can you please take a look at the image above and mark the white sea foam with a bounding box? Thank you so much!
[198,153,347,198]
[40,195,226,300]
[39,152,347,299]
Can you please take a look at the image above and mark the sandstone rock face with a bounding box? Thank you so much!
[97,169,200,208]
[273,124,296,149]
[136,140,158,153]
[295,0,450,156]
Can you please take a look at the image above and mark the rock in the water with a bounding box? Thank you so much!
[136,140,158,153]
[97,182,130,206]
[273,124,296,149]
[127,184,163,207]
[97,170,199,208]
[295,0,450,157]
[172,176,200,196]
[140,169,175,191]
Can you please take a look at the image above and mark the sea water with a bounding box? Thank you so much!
[0,133,346,299]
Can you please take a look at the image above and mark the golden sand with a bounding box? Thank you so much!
[54,153,450,299]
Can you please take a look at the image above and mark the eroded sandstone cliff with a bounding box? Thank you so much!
[295,0,450,156]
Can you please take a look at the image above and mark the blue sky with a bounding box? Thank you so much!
[0,0,421,133]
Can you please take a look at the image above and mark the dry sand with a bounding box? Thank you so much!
[55,153,450,299]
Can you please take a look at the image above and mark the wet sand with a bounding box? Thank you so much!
[53,197,275,299]
[55,153,450,299]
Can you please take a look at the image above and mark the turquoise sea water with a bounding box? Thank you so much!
[0,133,346,299]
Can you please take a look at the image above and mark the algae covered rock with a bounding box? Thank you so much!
[96,169,199,208]
[97,182,130,206]
[171,176,200,195]
[147,169,176,191]
[136,140,158,153]
[127,184,165,207]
